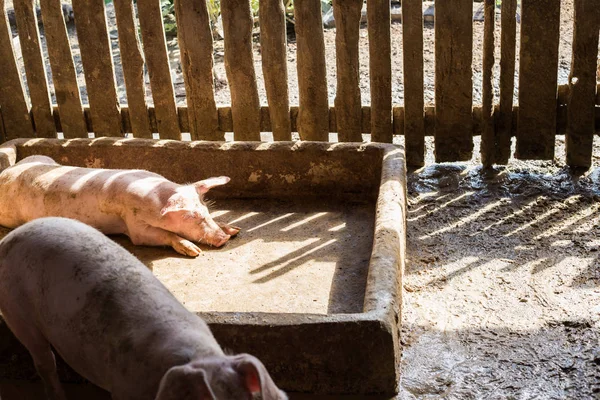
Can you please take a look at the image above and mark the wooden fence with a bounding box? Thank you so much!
[0,0,599,167]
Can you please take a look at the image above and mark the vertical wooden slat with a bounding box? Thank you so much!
[333,0,362,142]
[220,0,261,141]
[0,107,5,143]
[39,0,87,138]
[72,0,122,137]
[368,0,392,143]
[259,0,291,141]
[294,0,329,141]
[113,0,151,138]
[14,0,56,138]
[480,0,495,167]
[434,0,473,162]
[402,0,425,166]
[136,0,180,139]
[495,0,517,164]
[566,0,599,168]
[0,0,35,139]
[392,106,404,137]
[516,0,561,160]
[175,0,221,140]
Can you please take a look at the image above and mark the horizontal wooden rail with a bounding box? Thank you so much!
[32,104,599,138]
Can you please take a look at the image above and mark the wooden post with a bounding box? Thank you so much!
[392,106,404,140]
[368,0,392,143]
[39,0,87,138]
[434,0,473,162]
[294,0,329,141]
[137,0,180,139]
[113,0,151,138]
[221,0,261,141]
[0,107,5,143]
[480,0,495,167]
[402,0,425,166]
[0,0,35,139]
[516,0,561,160]
[72,0,122,137]
[333,0,362,142]
[259,0,292,141]
[566,0,599,169]
[175,0,222,141]
[14,0,56,138]
[495,0,517,164]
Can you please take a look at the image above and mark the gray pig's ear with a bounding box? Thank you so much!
[193,176,231,195]
[155,365,214,400]
[234,354,286,400]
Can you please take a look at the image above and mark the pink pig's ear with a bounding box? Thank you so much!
[193,176,231,195]
[233,354,287,400]
[155,365,215,400]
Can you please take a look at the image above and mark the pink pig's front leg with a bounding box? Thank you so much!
[127,223,202,257]
[218,222,241,237]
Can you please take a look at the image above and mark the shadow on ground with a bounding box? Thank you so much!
[400,162,600,399]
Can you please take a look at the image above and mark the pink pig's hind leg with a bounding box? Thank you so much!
[127,223,202,257]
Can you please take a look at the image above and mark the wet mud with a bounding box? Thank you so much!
[400,136,600,399]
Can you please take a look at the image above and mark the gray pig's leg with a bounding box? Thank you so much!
[3,312,67,400]
[127,223,202,257]
[32,347,68,400]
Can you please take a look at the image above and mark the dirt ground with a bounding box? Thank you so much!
[3,0,600,398]
[114,198,374,315]
[399,135,600,399]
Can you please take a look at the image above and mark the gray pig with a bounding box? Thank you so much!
[0,217,287,400]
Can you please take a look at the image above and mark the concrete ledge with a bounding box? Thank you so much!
[0,138,407,395]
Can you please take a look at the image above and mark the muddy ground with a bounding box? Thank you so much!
[3,0,600,398]
[400,135,600,399]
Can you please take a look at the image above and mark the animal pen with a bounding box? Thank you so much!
[0,0,599,397]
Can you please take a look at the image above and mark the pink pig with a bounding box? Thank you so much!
[0,155,240,256]
[0,217,287,400]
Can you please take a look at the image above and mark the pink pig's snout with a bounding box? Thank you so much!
[200,222,231,247]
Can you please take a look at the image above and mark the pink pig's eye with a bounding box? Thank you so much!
[191,211,205,221]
